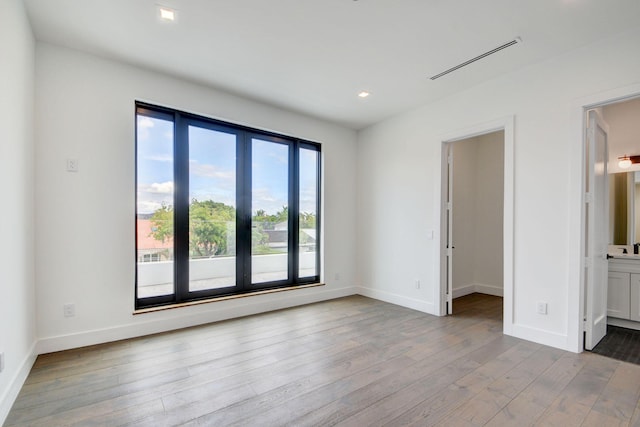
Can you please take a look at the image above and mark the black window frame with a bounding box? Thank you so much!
[135,102,321,309]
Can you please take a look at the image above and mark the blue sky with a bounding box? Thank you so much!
[137,115,317,216]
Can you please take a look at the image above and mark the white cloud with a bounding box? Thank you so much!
[149,181,174,194]
[138,117,155,129]
[147,154,173,162]
[137,200,164,214]
[137,186,174,213]
[252,187,287,214]
[138,181,174,195]
[300,188,318,213]
[189,161,234,180]
[137,116,155,142]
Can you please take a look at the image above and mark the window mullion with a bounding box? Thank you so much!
[290,141,299,283]
[174,114,190,302]
[238,132,252,291]
[315,148,322,282]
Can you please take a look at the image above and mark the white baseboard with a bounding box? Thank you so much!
[452,284,475,298]
[608,317,640,331]
[356,286,436,315]
[37,285,357,354]
[474,283,504,297]
[452,283,503,299]
[510,323,571,351]
[0,341,37,426]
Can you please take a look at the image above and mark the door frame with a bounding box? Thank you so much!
[438,116,515,336]
[572,85,640,352]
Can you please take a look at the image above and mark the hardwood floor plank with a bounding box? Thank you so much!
[6,293,640,427]
[589,360,640,422]
[15,299,389,405]
[380,339,543,426]
[394,332,564,426]
[535,353,619,426]
[227,354,418,427]
[285,320,504,426]
[6,368,191,425]
[484,352,588,426]
[581,409,629,427]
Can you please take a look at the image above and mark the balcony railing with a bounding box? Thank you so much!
[137,251,317,298]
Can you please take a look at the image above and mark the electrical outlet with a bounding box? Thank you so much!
[0,352,5,373]
[64,303,75,317]
[334,273,340,281]
[415,279,421,289]
[536,301,548,315]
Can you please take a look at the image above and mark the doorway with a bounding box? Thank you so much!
[583,96,640,356]
[440,127,508,321]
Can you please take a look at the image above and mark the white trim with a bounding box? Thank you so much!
[608,317,640,331]
[570,83,640,353]
[452,283,504,299]
[38,286,357,354]
[356,286,436,314]
[452,284,476,299]
[436,116,515,334]
[0,341,37,426]
[510,324,571,351]
[474,283,504,297]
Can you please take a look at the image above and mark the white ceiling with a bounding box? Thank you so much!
[24,0,640,130]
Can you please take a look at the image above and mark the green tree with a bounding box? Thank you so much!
[149,203,173,242]
[251,209,271,253]
[150,199,236,258]
[299,212,316,228]
[189,199,235,257]
[275,206,288,223]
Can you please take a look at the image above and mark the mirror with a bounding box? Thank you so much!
[609,171,640,245]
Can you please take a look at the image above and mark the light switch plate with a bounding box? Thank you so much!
[66,158,79,172]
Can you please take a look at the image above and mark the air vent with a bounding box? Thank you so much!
[429,37,522,80]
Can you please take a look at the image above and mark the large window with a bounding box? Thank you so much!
[135,103,321,308]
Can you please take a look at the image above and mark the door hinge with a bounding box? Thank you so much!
[584,257,592,269]
[447,202,452,210]
[584,193,593,204]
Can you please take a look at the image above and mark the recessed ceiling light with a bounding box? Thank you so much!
[159,7,175,21]
[358,91,370,98]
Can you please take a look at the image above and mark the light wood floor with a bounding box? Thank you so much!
[6,294,640,426]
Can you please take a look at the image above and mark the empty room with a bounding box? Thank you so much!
[3,0,640,425]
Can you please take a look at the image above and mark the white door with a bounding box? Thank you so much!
[445,144,454,314]
[584,109,610,350]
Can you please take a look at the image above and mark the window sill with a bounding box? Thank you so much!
[133,282,325,315]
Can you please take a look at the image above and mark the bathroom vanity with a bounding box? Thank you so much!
[605,169,640,328]
[608,254,640,329]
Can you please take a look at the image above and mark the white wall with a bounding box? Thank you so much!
[603,97,640,174]
[357,27,640,352]
[34,43,358,353]
[473,132,504,294]
[451,132,504,298]
[0,0,37,423]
